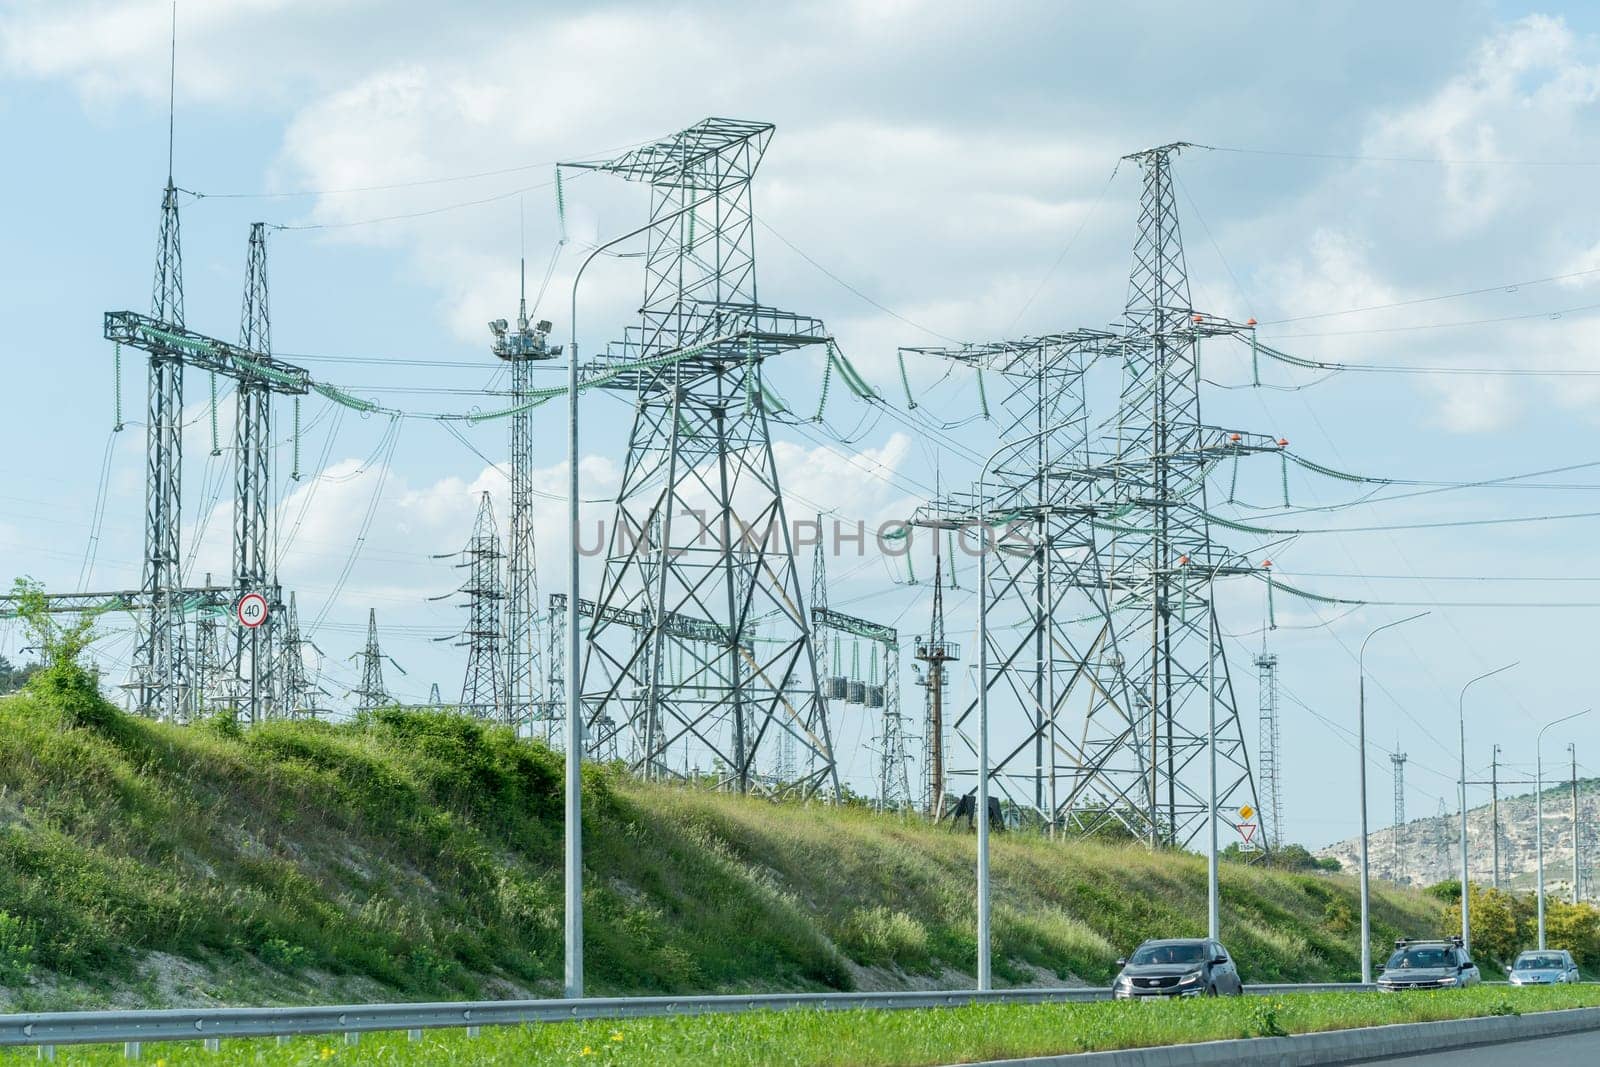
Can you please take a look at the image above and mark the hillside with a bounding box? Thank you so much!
[1318,779,1600,896]
[0,687,1443,1011]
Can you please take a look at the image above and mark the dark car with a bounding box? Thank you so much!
[1112,938,1244,999]
[1376,937,1480,991]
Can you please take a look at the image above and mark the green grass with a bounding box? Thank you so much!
[0,690,1443,1009]
[5,987,1597,1065]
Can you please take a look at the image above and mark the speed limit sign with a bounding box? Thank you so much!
[236,592,269,629]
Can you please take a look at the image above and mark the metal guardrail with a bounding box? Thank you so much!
[1,983,1370,1054]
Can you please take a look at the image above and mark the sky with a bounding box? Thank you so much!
[6,0,1600,850]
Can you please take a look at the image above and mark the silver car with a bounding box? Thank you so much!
[1508,949,1580,985]
[1376,938,1480,991]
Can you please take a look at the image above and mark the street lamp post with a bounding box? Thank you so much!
[562,185,719,999]
[1357,612,1428,985]
[1457,662,1516,956]
[1536,709,1590,949]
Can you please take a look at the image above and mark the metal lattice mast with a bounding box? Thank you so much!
[133,177,190,721]
[569,119,836,797]
[544,594,565,744]
[1092,144,1260,846]
[491,265,560,734]
[450,492,508,722]
[276,591,314,718]
[233,223,275,724]
[877,642,911,811]
[354,609,390,711]
[1256,652,1282,851]
[428,682,442,707]
[914,555,959,819]
[1391,750,1407,882]
[192,604,221,713]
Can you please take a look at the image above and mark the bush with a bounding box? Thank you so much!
[836,906,930,968]
[0,911,35,985]
[257,938,309,971]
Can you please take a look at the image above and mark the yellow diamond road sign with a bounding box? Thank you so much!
[1238,805,1255,821]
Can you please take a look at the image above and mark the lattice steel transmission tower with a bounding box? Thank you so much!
[490,265,560,733]
[900,143,1266,845]
[445,492,508,722]
[1256,652,1282,851]
[233,222,276,723]
[132,176,190,720]
[353,609,393,711]
[1086,143,1263,845]
[275,592,317,717]
[914,555,959,819]
[1391,750,1407,882]
[569,119,837,797]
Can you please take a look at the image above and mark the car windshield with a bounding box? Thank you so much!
[1514,954,1564,970]
[1386,947,1452,970]
[1129,943,1208,965]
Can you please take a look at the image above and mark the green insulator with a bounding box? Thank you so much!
[1280,451,1291,506]
[113,342,124,431]
[1228,453,1239,503]
[813,349,834,422]
[1251,331,1260,387]
[905,551,916,585]
[977,369,991,419]
[291,396,302,481]
[555,167,567,244]
[897,350,917,410]
[208,372,221,456]
[1266,570,1277,630]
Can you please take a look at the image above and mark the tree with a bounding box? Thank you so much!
[1441,885,1521,967]
[0,654,39,694]
[10,577,110,727]
[1543,901,1600,969]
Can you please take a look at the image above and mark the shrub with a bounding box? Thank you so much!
[836,906,930,968]
[0,911,35,985]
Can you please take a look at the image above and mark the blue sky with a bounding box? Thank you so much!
[7,0,1600,850]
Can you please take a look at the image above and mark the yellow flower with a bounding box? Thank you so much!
[321,1048,335,1061]
[156,1060,167,1067]
[610,1031,625,1042]
[580,1046,594,1057]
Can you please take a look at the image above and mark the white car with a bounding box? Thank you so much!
[1508,949,1581,985]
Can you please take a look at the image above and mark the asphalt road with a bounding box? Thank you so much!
[1374,1028,1600,1063]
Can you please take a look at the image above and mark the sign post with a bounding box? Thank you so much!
[236,593,269,724]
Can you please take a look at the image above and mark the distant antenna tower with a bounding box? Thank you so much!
[1391,750,1407,882]
[915,554,959,819]
[448,493,508,722]
[353,609,395,711]
[429,682,442,707]
[489,262,560,733]
[1256,652,1282,850]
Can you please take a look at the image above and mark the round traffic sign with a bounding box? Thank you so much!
[236,592,269,629]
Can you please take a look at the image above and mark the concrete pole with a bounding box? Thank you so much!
[1457,662,1517,956]
[1206,569,1218,942]
[1491,747,1500,892]
[976,515,991,992]
[1535,710,1589,950]
[1571,744,1580,905]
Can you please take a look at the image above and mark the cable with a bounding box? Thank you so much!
[1005,161,1122,332]
[1208,143,1600,168]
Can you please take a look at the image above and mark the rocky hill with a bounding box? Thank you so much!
[1317,778,1600,898]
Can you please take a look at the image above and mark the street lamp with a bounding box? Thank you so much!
[1457,662,1516,956]
[1357,612,1428,985]
[1536,709,1590,949]
[562,182,720,999]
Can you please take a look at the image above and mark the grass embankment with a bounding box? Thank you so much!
[0,689,1441,1010]
[7,987,1598,1066]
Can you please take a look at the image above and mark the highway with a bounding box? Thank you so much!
[1379,1028,1600,1063]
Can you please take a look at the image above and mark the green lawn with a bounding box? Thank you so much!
[6,987,1598,1066]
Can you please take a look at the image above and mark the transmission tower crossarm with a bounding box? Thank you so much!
[105,311,311,394]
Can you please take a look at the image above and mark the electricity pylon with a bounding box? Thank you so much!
[233,222,276,724]
[568,119,837,797]
[490,265,560,733]
[914,555,959,819]
[353,609,397,711]
[1257,652,1282,851]
[275,591,319,718]
[446,492,508,722]
[901,143,1266,845]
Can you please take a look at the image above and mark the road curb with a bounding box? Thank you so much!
[945,1005,1600,1066]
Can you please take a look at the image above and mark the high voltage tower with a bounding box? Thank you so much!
[441,492,508,721]
[233,222,278,723]
[903,142,1267,846]
[490,266,560,733]
[914,554,959,818]
[569,119,837,797]
[353,609,398,711]
[1395,748,1408,883]
[1256,652,1282,851]
[275,592,321,717]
